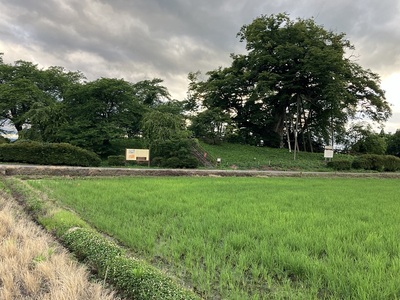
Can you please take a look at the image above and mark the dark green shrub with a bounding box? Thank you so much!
[386,130,400,157]
[108,155,126,166]
[0,141,101,167]
[164,157,181,168]
[181,157,199,168]
[327,160,352,170]
[382,155,400,172]
[352,154,395,172]
[151,157,164,167]
[150,139,199,168]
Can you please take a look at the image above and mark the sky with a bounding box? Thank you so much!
[1,0,399,133]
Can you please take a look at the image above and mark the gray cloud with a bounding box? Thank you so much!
[1,0,399,116]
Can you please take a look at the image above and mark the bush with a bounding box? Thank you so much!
[352,154,400,172]
[150,139,199,169]
[352,154,384,171]
[327,160,352,171]
[0,141,101,167]
[108,155,126,166]
[181,157,199,168]
[382,155,400,172]
[164,157,181,168]
[151,157,164,167]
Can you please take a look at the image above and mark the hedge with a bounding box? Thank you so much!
[0,141,101,167]
[352,154,400,172]
[107,155,127,166]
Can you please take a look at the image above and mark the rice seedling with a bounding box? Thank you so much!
[27,177,400,299]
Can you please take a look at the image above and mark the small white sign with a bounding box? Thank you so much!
[324,146,334,158]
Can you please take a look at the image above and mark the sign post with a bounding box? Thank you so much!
[126,149,150,167]
[324,146,334,161]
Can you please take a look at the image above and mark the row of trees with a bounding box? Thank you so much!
[1,13,399,159]
[0,53,189,158]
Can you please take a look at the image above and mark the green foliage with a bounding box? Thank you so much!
[386,129,400,157]
[382,155,400,172]
[352,154,400,172]
[108,138,144,156]
[141,110,189,150]
[58,78,147,156]
[150,139,199,169]
[0,60,83,134]
[351,134,387,155]
[188,13,391,148]
[0,141,101,167]
[189,108,231,144]
[63,228,199,300]
[327,160,352,170]
[352,154,383,171]
[107,155,127,166]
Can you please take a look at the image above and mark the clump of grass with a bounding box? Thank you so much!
[0,193,117,300]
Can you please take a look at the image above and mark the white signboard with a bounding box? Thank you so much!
[126,149,150,161]
[324,146,334,159]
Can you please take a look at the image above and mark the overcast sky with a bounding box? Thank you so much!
[1,0,399,132]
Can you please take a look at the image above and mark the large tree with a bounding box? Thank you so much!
[188,13,391,149]
[0,57,83,136]
[55,78,146,156]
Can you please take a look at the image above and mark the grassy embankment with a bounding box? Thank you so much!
[198,142,353,170]
[0,181,117,300]
[27,176,400,299]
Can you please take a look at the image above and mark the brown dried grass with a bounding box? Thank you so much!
[0,194,119,300]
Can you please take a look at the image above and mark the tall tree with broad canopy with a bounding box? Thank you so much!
[55,78,147,156]
[188,13,391,150]
[0,56,84,137]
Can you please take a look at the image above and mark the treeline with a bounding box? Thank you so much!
[1,13,400,164]
[0,53,198,166]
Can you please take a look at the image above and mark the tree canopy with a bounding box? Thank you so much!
[188,13,391,150]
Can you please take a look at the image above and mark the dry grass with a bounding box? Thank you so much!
[0,194,119,300]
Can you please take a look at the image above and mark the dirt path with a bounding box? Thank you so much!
[0,192,119,300]
[1,164,400,178]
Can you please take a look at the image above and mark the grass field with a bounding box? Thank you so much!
[199,142,353,171]
[27,177,400,299]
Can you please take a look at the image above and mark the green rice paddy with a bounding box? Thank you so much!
[27,177,400,299]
